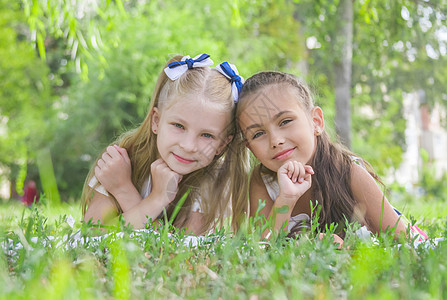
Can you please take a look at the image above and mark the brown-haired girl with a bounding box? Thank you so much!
[237,71,427,242]
[81,54,250,235]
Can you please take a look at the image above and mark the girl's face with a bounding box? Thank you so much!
[152,98,233,175]
[239,85,324,172]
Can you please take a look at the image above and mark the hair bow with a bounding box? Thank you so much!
[215,62,244,103]
[164,53,214,80]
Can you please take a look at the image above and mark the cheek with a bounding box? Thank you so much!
[156,135,165,154]
[198,139,220,158]
[246,141,264,157]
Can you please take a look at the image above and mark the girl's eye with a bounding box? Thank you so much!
[252,131,264,140]
[173,123,184,129]
[280,119,292,126]
[202,133,215,139]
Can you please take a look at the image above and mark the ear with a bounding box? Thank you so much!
[151,107,160,134]
[215,135,234,156]
[311,106,325,135]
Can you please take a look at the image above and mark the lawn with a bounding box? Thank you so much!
[1,197,446,299]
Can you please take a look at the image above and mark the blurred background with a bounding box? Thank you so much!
[1,0,446,207]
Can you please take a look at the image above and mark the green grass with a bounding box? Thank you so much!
[1,197,447,299]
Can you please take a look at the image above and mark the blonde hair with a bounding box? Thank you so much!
[81,56,250,234]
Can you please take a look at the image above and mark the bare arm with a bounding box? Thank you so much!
[119,192,170,229]
[249,169,274,218]
[92,142,183,229]
[84,191,119,225]
[95,145,142,212]
[250,174,292,238]
[182,211,205,235]
[83,186,175,229]
[250,162,313,239]
[110,158,182,229]
[350,163,406,236]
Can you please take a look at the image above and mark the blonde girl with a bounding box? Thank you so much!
[236,71,427,241]
[81,54,250,235]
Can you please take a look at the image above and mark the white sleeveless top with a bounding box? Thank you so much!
[89,175,202,213]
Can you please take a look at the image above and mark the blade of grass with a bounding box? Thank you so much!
[168,187,191,225]
[379,194,385,236]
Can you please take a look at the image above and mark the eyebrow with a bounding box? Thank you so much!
[244,110,293,132]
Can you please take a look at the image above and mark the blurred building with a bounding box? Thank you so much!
[395,90,447,188]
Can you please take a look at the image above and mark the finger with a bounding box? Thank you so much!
[106,145,121,159]
[101,151,113,163]
[151,158,164,170]
[114,145,131,164]
[278,161,291,176]
[286,161,294,179]
[304,165,314,175]
[291,161,301,183]
[151,158,171,176]
[289,161,304,182]
[297,162,306,183]
[156,158,169,167]
[333,234,344,250]
[302,166,312,186]
[97,158,106,169]
[95,166,103,184]
[94,166,102,178]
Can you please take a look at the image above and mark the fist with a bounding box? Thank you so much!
[150,158,183,204]
[277,160,314,203]
[95,145,132,196]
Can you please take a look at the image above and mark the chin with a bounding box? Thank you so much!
[166,162,194,175]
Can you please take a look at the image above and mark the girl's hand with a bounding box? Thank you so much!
[150,158,183,204]
[318,233,344,250]
[277,160,314,204]
[95,145,132,198]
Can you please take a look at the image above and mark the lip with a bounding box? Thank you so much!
[173,153,195,164]
[273,148,295,160]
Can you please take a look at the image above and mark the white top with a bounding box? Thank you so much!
[89,175,202,213]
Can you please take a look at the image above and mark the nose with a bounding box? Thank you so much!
[270,131,284,149]
[179,134,198,153]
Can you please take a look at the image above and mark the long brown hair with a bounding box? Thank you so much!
[236,71,382,235]
[81,55,250,234]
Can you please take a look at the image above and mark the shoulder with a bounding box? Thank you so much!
[250,164,264,186]
[182,211,205,235]
[350,162,378,189]
[84,192,119,224]
[250,164,274,195]
[350,162,384,206]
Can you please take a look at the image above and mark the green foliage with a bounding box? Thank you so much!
[418,149,447,202]
[0,0,60,200]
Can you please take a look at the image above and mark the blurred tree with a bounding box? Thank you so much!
[0,0,60,203]
[288,0,447,174]
[333,0,353,149]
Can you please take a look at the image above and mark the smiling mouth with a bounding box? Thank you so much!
[273,148,295,160]
[173,153,195,164]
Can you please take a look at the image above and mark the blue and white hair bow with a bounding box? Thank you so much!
[164,53,214,80]
[215,62,244,103]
